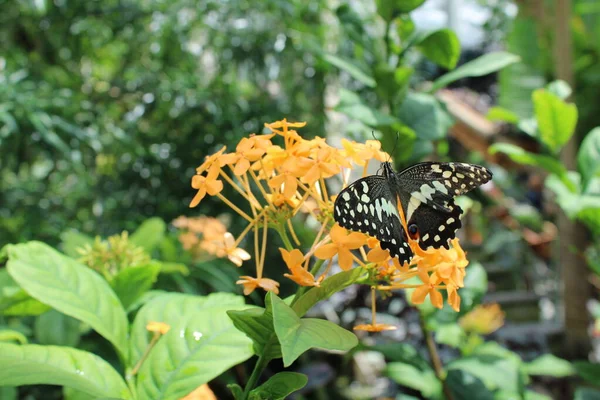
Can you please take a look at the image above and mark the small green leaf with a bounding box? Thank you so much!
[0,329,28,344]
[578,127,600,189]
[110,263,160,310]
[249,372,308,400]
[6,242,128,359]
[386,362,441,398]
[435,323,465,348]
[573,361,600,385]
[228,384,244,400]
[0,343,131,399]
[446,369,494,400]
[418,29,461,69]
[130,217,166,253]
[34,310,81,347]
[292,267,366,317]
[523,354,575,377]
[533,89,578,153]
[131,292,253,400]
[271,293,358,367]
[398,92,454,141]
[227,305,282,361]
[395,0,426,13]
[60,230,94,258]
[487,107,520,124]
[323,54,376,87]
[546,80,572,100]
[431,52,520,92]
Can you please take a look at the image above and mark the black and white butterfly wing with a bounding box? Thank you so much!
[407,199,463,250]
[333,176,413,264]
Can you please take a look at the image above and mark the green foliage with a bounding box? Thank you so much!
[446,369,494,400]
[523,354,575,377]
[532,89,578,153]
[417,29,461,69]
[129,217,167,254]
[386,361,441,398]
[109,263,161,310]
[248,372,308,400]
[578,127,600,189]
[34,310,82,347]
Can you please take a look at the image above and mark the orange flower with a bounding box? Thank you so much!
[195,146,227,174]
[302,147,341,184]
[411,268,443,309]
[221,232,251,266]
[220,134,275,176]
[190,165,224,207]
[264,119,306,142]
[179,231,199,250]
[353,323,397,332]
[180,384,217,400]
[314,224,366,270]
[236,276,280,295]
[146,321,171,335]
[280,248,322,287]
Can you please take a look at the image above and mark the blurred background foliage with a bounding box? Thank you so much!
[1,0,600,399]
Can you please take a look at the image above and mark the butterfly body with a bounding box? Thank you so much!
[333,161,492,265]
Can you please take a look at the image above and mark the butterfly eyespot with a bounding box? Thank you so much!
[408,224,419,239]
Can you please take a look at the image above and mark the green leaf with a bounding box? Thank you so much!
[524,390,553,400]
[228,384,244,400]
[292,267,367,317]
[573,361,600,385]
[0,329,28,344]
[418,29,461,69]
[323,54,376,87]
[435,323,465,348]
[386,362,441,398]
[0,343,131,399]
[270,293,358,367]
[487,107,520,124]
[523,354,575,377]
[335,88,398,127]
[431,52,520,92]
[0,269,50,316]
[578,127,600,189]
[395,0,426,13]
[249,372,308,400]
[458,262,488,313]
[130,217,166,253]
[227,305,281,361]
[34,309,81,347]
[546,80,572,100]
[6,242,128,359]
[368,343,432,371]
[397,92,454,141]
[446,369,494,400]
[60,230,94,258]
[489,143,576,192]
[131,292,254,400]
[0,386,17,400]
[575,388,600,400]
[533,89,578,153]
[110,263,160,310]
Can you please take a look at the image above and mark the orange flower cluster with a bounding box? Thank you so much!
[189,119,473,331]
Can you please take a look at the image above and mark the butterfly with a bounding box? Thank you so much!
[333,161,492,265]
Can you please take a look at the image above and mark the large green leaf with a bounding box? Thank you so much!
[385,362,441,398]
[0,343,131,399]
[0,269,50,316]
[60,230,94,258]
[110,263,161,310]
[6,242,128,359]
[133,293,253,400]
[489,143,576,192]
[418,29,461,69]
[271,293,358,367]
[431,52,520,92]
[523,354,575,377]
[130,217,166,253]
[446,369,494,400]
[249,372,308,400]
[292,267,366,317]
[323,54,376,87]
[573,361,600,385]
[34,309,81,347]
[227,305,282,361]
[397,92,453,141]
[578,127,600,189]
[533,89,578,153]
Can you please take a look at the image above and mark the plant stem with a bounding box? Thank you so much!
[242,354,268,399]
[419,313,454,400]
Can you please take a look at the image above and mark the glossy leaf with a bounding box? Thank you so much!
[431,52,520,92]
[533,89,578,153]
[323,54,376,87]
[0,343,131,399]
[249,372,308,400]
[6,242,128,358]
[292,267,366,317]
[134,293,253,400]
[110,263,161,310]
[578,127,600,189]
[130,217,166,253]
[386,362,441,398]
[271,293,358,367]
[523,354,575,377]
[418,29,461,69]
[457,262,488,313]
[34,309,81,347]
[397,92,453,141]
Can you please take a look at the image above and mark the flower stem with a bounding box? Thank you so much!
[419,312,454,400]
[242,354,268,399]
